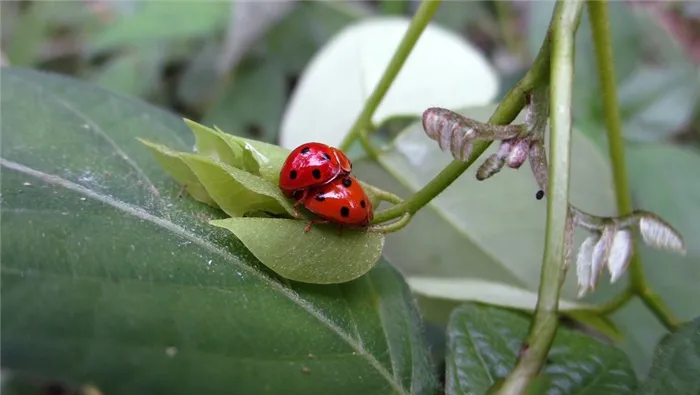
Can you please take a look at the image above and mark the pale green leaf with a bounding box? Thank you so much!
[186,118,242,167]
[407,277,591,311]
[137,138,218,207]
[210,218,385,284]
[179,153,295,217]
[185,119,291,184]
[407,276,624,341]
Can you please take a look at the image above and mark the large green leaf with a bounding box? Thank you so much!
[585,144,700,375]
[640,316,700,395]
[446,304,638,395]
[0,67,437,395]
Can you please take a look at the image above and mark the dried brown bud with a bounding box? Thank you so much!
[476,153,505,181]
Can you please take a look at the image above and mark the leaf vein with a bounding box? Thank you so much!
[0,158,405,394]
[10,74,168,209]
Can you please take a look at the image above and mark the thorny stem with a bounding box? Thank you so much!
[371,19,553,225]
[587,0,680,331]
[338,0,442,152]
[497,2,584,394]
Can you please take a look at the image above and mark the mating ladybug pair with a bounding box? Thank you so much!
[279,142,374,232]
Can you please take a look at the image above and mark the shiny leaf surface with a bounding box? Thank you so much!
[446,304,637,395]
[640,316,700,395]
[0,67,437,395]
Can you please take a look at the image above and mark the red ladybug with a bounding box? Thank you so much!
[279,143,352,204]
[298,175,373,232]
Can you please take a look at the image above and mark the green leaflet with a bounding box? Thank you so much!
[211,218,385,284]
[179,153,295,217]
[137,138,218,207]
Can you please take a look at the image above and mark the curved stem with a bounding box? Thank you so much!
[362,182,404,205]
[371,27,554,224]
[638,287,681,331]
[587,0,680,330]
[338,0,443,152]
[592,285,635,315]
[370,213,412,233]
[497,2,583,394]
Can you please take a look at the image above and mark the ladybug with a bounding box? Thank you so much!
[279,143,352,205]
[297,175,373,233]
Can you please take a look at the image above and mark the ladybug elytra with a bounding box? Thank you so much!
[298,175,373,232]
[279,142,352,201]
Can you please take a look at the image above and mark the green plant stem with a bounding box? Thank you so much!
[587,0,680,331]
[496,2,583,394]
[370,213,412,234]
[371,21,553,225]
[593,286,634,314]
[338,0,442,152]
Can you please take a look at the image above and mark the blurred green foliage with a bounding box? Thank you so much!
[2,1,700,393]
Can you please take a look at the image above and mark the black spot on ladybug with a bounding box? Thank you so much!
[290,170,297,180]
[312,169,322,179]
[340,206,350,217]
[360,200,366,208]
[315,195,326,202]
[536,190,544,200]
[342,178,352,188]
[300,146,310,154]
[322,152,331,161]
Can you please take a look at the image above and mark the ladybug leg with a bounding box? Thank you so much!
[293,200,302,217]
[291,190,307,218]
[304,219,329,233]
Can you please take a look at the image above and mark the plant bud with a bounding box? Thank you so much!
[639,215,686,255]
[576,235,597,298]
[476,153,505,181]
[505,139,530,169]
[591,226,615,289]
[608,230,633,284]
